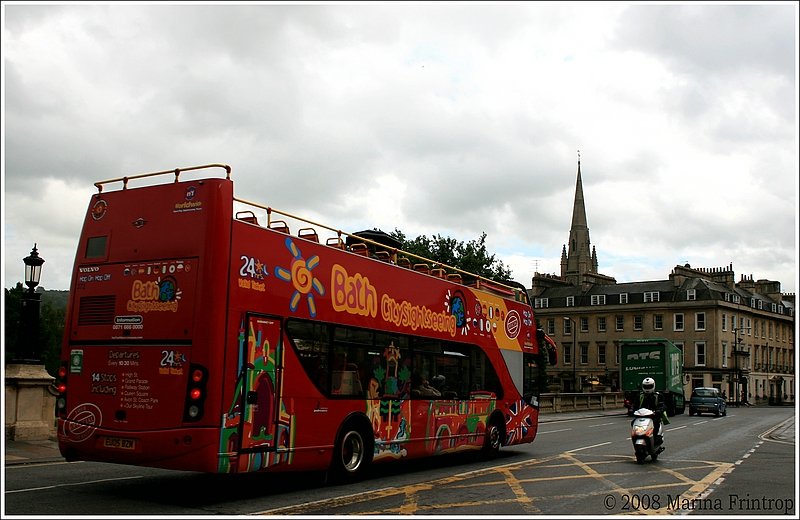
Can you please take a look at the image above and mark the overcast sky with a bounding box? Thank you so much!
[2,2,798,296]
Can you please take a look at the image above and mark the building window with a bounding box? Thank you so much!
[644,291,660,303]
[547,318,555,336]
[695,341,706,366]
[598,343,607,365]
[771,303,777,312]
[687,289,696,301]
[695,312,706,331]
[566,296,575,307]
[654,314,663,330]
[580,317,588,333]
[722,341,728,368]
[619,293,628,304]
[580,344,589,365]
[564,319,572,335]
[634,315,643,331]
[674,313,684,331]
[535,297,549,308]
[591,294,606,305]
[615,315,624,331]
[733,295,741,304]
[722,313,727,331]
[563,344,571,364]
[758,300,763,310]
[750,297,756,308]
[597,316,607,332]
[724,293,731,302]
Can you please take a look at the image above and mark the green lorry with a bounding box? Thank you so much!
[619,338,686,416]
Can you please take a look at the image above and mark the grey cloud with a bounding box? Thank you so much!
[614,4,795,78]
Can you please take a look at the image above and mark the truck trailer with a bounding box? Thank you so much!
[619,338,686,416]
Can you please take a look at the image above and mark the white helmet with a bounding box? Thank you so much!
[642,377,656,394]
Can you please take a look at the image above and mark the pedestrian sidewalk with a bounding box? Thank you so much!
[4,409,792,467]
[4,437,63,466]
[765,414,796,443]
[539,408,627,423]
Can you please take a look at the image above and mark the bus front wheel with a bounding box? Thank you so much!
[331,421,373,482]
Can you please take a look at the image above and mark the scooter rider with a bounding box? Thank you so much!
[638,377,669,445]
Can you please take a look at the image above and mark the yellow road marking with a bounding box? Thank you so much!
[254,454,733,515]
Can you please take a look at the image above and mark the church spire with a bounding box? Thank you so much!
[561,151,594,284]
[570,151,589,232]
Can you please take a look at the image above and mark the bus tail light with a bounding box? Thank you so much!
[183,364,208,422]
[53,362,68,416]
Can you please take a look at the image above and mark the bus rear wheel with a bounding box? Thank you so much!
[331,421,373,482]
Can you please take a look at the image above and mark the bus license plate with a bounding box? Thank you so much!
[103,437,136,450]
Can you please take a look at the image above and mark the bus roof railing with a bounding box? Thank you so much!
[89,163,528,304]
[234,196,530,305]
[94,164,232,192]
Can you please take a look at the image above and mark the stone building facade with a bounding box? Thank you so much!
[528,160,795,403]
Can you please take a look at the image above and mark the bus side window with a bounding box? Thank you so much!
[332,368,362,395]
[286,320,330,394]
[331,343,369,397]
[468,345,503,399]
[369,333,410,400]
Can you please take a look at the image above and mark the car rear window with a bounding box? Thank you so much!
[692,389,717,398]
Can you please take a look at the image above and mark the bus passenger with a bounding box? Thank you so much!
[412,374,441,397]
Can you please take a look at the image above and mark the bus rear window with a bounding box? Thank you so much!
[86,236,107,258]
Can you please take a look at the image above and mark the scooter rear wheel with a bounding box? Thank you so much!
[635,452,646,464]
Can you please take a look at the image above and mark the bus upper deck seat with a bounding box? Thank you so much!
[326,237,346,249]
[235,211,259,225]
[298,228,319,242]
[269,220,290,234]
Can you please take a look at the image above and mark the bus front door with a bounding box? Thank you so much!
[241,315,283,452]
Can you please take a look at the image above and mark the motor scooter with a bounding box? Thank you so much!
[630,407,664,464]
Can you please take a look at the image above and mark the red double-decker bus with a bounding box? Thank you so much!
[54,164,554,478]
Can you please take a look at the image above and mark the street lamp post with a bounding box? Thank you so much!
[564,317,578,392]
[763,342,768,403]
[19,244,45,363]
[6,243,56,441]
[732,325,750,406]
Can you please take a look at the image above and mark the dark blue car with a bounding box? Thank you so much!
[689,387,727,417]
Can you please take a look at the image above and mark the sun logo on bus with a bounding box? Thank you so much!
[274,237,325,317]
[445,289,469,336]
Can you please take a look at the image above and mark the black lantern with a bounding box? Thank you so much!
[23,244,45,292]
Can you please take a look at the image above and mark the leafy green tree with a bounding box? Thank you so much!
[389,229,513,283]
[4,284,24,363]
[39,295,66,375]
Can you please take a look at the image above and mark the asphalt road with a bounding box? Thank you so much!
[4,406,795,516]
